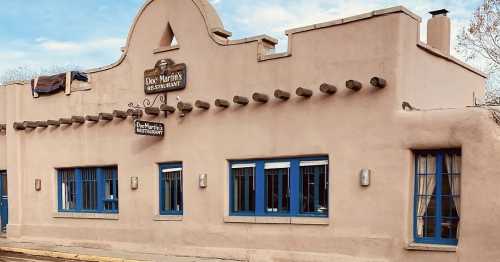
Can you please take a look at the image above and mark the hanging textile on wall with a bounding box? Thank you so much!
[31,71,88,98]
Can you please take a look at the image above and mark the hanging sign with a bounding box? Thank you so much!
[144,59,187,94]
[134,120,165,137]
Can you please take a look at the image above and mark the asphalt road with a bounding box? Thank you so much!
[0,251,82,262]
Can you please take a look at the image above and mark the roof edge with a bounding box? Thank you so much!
[285,6,421,35]
[417,42,488,78]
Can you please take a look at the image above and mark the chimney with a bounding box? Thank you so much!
[427,9,451,55]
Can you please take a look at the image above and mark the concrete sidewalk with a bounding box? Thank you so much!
[0,238,242,262]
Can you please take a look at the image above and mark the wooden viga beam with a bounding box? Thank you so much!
[370,77,387,88]
[296,87,313,98]
[177,102,193,114]
[36,121,48,128]
[252,93,269,103]
[215,99,230,108]
[47,120,60,127]
[127,109,143,118]
[320,83,338,95]
[0,124,6,132]
[85,115,99,122]
[23,121,38,129]
[160,104,176,114]
[99,113,114,121]
[113,110,128,119]
[195,100,210,110]
[346,80,362,91]
[71,116,85,124]
[233,96,249,105]
[145,107,160,116]
[13,122,25,130]
[59,118,73,125]
[274,89,290,101]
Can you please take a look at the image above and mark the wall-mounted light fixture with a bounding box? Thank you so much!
[199,174,207,188]
[359,169,371,187]
[130,176,139,190]
[35,179,42,191]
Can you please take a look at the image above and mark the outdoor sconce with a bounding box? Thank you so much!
[359,169,371,187]
[130,176,139,190]
[35,179,42,191]
[199,174,207,188]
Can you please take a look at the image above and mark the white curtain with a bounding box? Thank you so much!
[445,154,461,237]
[417,155,436,237]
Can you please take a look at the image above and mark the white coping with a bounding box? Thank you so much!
[232,163,256,169]
[405,242,457,252]
[153,215,183,221]
[223,216,329,225]
[264,162,290,169]
[300,160,328,166]
[52,212,119,220]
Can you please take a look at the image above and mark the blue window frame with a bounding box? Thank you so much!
[413,149,461,245]
[57,166,118,213]
[229,156,329,217]
[159,163,183,215]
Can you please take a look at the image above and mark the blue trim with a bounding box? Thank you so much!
[413,150,460,246]
[159,162,183,215]
[57,166,119,214]
[57,172,62,211]
[229,156,329,218]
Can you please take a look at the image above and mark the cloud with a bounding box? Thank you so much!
[37,37,125,54]
[224,0,481,55]
[210,0,222,5]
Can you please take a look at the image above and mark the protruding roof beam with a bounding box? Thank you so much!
[320,83,337,95]
[296,87,313,98]
[215,99,230,108]
[346,80,362,91]
[370,77,387,88]
[233,96,249,105]
[252,93,269,103]
[274,89,291,101]
[195,100,210,110]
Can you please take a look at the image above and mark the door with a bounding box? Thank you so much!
[0,171,8,232]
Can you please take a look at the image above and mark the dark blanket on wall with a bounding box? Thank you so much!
[31,71,88,95]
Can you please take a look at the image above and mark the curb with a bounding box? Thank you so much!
[0,246,150,262]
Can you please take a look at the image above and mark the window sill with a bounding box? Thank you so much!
[52,212,119,220]
[405,243,457,252]
[224,216,329,225]
[153,215,183,221]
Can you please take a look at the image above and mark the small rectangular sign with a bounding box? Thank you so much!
[134,120,165,137]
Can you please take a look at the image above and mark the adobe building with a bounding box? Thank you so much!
[0,1,498,261]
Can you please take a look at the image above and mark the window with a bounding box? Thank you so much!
[159,163,183,215]
[231,164,255,214]
[414,150,460,245]
[57,166,118,213]
[300,160,329,215]
[230,157,329,217]
[265,162,290,213]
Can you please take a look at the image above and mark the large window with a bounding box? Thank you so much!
[414,150,461,245]
[159,163,183,215]
[230,157,329,217]
[58,166,118,213]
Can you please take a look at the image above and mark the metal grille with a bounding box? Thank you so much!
[300,165,328,215]
[103,167,118,211]
[60,169,76,210]
[265,168,289,213]
[81,168,98,211]
[232,167,255,212]
[161,169,182,213]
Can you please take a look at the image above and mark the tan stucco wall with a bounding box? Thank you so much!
[0,1,492,261]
